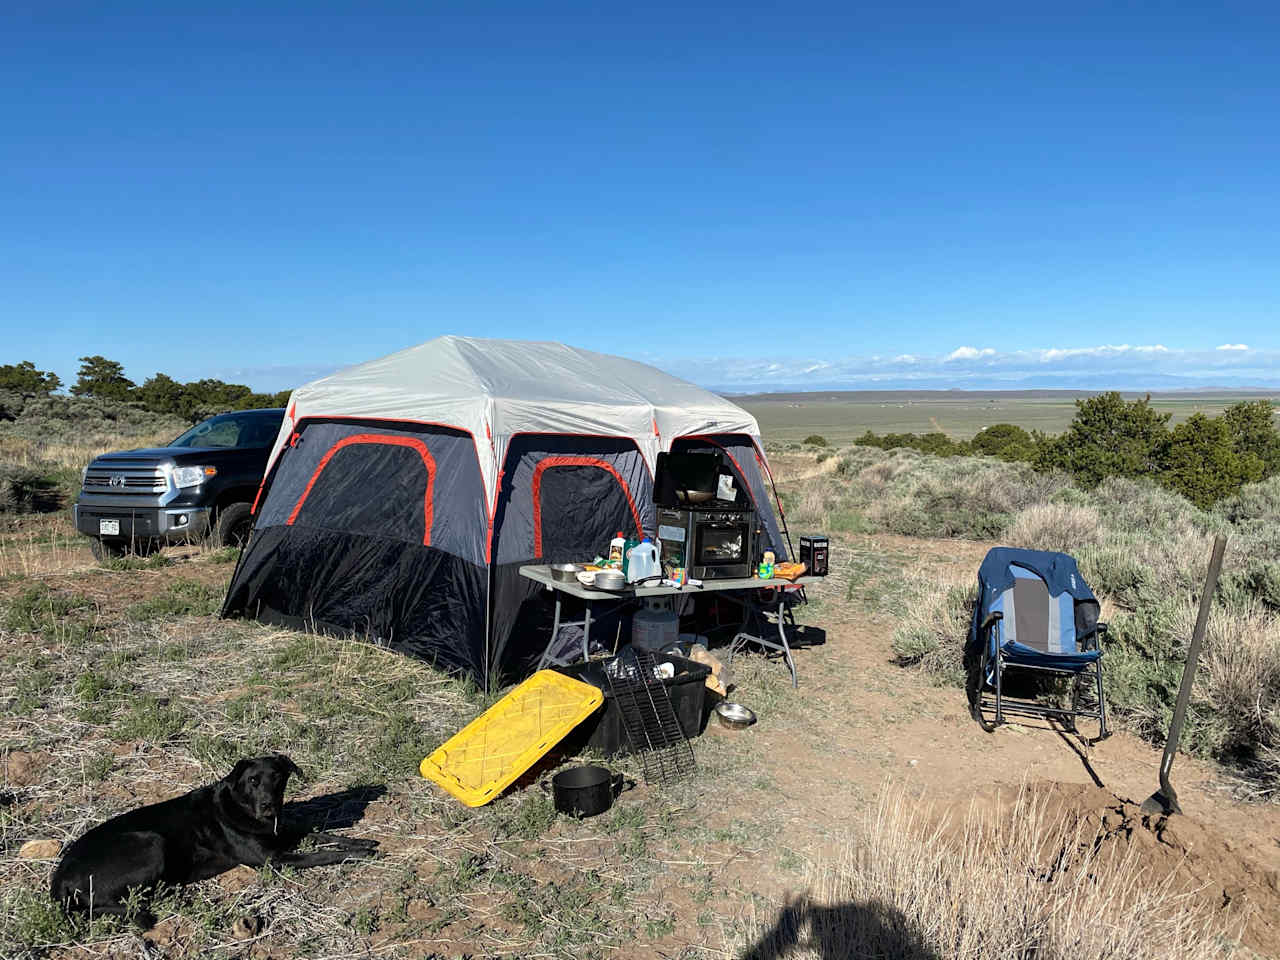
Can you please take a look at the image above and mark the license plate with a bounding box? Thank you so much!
[99,519,120,536]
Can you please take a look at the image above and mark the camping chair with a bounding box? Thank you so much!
[971,547,1109,740]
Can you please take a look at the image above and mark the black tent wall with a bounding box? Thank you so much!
[224,424,787,689]
[221,419,489,676]
[487,435,654,683]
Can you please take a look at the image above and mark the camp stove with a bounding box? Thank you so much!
[656,505,756,580]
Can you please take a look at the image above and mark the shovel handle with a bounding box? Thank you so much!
[1158,534,1227,802]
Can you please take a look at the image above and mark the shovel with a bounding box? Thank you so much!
[1141,534,1227,817]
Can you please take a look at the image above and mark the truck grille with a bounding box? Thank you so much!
[82,465,168,496]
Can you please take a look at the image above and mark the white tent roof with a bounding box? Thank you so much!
[267,336,762,510]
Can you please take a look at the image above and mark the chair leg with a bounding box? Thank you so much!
[973,643,997,733]
[1065,674,1081,733]
[1095,660,1109,740]
[994,646,1005,725]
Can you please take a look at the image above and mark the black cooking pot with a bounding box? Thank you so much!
[544,765,627,818]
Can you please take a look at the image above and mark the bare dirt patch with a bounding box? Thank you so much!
[964,780,1280,956]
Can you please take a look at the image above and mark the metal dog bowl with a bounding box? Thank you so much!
[550,563,582,583]
[714,701,757,729]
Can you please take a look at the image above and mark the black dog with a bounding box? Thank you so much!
[51,754,377,926]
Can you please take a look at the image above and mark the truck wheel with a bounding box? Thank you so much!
[89,537,158,562]
[215,503,254,548]
[89,537,128,561]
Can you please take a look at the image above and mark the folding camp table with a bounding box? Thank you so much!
[519,565,819,686]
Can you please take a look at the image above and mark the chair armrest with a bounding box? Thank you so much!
[980,610,1003,633]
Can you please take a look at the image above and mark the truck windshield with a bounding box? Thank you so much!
[170,413,283,449]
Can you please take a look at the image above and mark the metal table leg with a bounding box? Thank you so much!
[724,590,799,687]
[537,593,565,670]
[581,600,592,662]
[774,599,798,688]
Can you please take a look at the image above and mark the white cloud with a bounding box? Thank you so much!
[1216,343,1250,351]
[944,346,996,361]
[1036,344,1169,362]
[658,343,1280,391]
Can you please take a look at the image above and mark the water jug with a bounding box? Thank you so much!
[623,537,661,583]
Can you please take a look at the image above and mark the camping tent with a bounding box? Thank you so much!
[221,336,789,688]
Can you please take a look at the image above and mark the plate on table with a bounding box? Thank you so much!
[589,571,628,591]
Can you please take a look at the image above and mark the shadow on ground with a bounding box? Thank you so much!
[283,785,386,831]
[738,895,939,960]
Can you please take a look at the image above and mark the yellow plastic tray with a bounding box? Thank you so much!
[419,669,604,807]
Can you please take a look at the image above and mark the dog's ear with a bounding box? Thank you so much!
[228,758,254,782]
[274,753,305,783]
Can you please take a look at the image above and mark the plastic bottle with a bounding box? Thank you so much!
[758,549,776,580]
[608,532,625,568]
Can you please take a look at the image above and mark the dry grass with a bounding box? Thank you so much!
[1195,603,1280,764]
[1003,502,1103,554]
[0,521,95,579]
[736,783,1237,960]
[0,564,822,958]
[888,570,976,685]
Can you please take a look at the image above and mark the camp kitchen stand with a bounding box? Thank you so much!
[520,564,819,687]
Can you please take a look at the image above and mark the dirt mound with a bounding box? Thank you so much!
[970,781,1280,956]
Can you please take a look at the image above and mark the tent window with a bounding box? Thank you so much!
[287,434,436,546]
[531,456,642,559]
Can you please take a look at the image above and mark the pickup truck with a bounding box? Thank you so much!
[73,408,284,560]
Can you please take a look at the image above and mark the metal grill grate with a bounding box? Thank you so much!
[603,648,696,785]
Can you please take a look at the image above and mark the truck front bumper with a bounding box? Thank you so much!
[74,504,212,543]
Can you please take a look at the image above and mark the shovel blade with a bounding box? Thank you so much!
[1140,789,1181,817]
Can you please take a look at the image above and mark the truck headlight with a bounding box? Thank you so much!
[172,465,217,488]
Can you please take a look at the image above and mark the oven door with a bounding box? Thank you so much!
[694,520,750,568]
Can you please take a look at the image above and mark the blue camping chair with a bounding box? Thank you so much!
[971,547,1109,740]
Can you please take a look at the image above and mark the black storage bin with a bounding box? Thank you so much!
[555,653,711,756]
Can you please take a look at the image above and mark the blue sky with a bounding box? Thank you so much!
[3,2,1278,392]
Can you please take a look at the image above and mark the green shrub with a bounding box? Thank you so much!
[971,423,1036,461]
[861,455,1069,541]
[1221,561,1280,611]
[1222,398,1280,476]
[1160,413,1263,509]
[890,580,976,685]
[2,395,186,448]
[1216,475,1280,525]
[802,434,827,447]
[0,360,61,396]
[854,430,970,457]
[0,462,62,513]
[1034,392,1171,487]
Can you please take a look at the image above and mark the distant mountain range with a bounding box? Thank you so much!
[716,373,1280,395]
